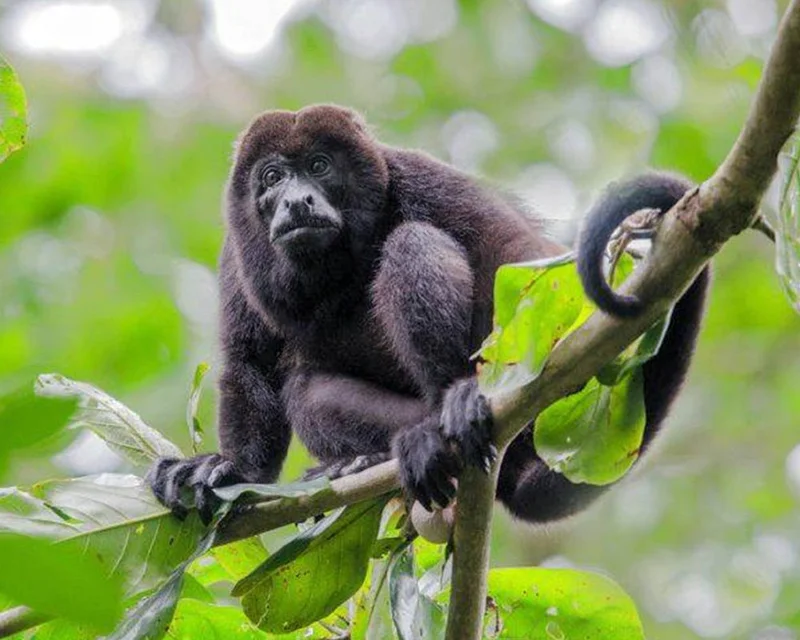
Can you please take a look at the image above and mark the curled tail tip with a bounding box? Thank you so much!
[597,294,645,318]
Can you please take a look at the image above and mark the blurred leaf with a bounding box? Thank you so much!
[0,55,27,163]
[0,474,206,596]
[35,374,183,466]
[534,370,646,485]
[0,533,123,632]
[233,498,388,634]
[0,384,76,473]
[389,544,445,640]
[186,363,210,455]
[478,568,645,639]
[775,132,800,313]
[478,254,582,396]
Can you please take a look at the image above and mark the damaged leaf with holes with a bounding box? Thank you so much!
[233,498,387,634]
[478,254,584,396]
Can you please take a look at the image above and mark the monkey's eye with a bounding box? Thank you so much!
[261,167,284,188]
[309,156,331,176]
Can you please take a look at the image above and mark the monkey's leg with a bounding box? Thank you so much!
[283,371,427,470]
[373,222,492,508]
[498,269,709,523]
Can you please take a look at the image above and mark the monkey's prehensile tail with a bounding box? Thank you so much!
[576,172,692,317]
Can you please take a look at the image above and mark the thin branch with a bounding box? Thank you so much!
[2,2,800,638]
[752,215,777,243]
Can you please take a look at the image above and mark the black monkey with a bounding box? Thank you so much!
[148,105,708,524]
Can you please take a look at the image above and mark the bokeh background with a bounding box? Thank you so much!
[1,0,798,637]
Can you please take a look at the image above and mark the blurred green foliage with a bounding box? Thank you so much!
[1,0,799,638]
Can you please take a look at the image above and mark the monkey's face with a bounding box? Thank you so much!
[255,153,343,254]
[227,105,390,262]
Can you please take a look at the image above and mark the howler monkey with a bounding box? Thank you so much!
[148,105,709,524]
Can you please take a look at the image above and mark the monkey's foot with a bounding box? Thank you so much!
[394,420,462,512]
[147,454,243,525]
[305,452,392,480]
[441,378,496,473]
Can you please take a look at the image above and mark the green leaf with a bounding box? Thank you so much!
[1,474,206,596]
[0,55,27,163]
[595,313,670,386]
[775,131,800,313]
[478,254,583,396]
[186,363,210,455]
[106,504,234,640]
[209,537,269,582]
[0,384,76,474]
[35,374,183,466]
[480,568,645,639]
[389,545,445,640]
[166,599,269,639]
[534,370,646,485]
[233,498,388,634]
[212,476,330,503]
[0,533,123,632]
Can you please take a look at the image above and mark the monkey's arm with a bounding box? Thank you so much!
[148,252,289,523]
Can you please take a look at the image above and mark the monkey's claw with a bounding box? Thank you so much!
[394,420,462,512]
[147,453,242,525]
[441,378,496,473]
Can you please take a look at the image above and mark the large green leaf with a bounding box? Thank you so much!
[0,55,27,163]
[190,537,269,587]
[0,385,76,475]
[0,534,123,632]
[166,600,269,639]
[233,498,387,634]
[480,568,645,639]
[478,254,583,396]
[0,474,205,595]
[534,370,646,485]
[35,374,183,466]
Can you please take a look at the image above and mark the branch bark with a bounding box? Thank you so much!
[2,1,799,638]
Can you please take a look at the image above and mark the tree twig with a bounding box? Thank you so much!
[752,215,777,242]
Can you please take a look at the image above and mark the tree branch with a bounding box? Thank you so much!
[2,1,799,638]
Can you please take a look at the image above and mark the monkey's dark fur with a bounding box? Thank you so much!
[148,105,709,524]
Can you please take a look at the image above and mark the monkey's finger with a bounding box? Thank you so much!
[429,469,457,508]
[207,459,239,488]
[414,485,433,512]
[194,484,221,527]
[163,461,197,518]
[146,458,179,505]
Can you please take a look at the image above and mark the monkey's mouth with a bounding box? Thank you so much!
[272,222,340,246]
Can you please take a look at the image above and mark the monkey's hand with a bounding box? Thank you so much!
[147,454,243,525]
[440,378,496,473]
[394,419,462,512]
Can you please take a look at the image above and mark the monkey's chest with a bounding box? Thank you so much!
[286,311,416,394]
